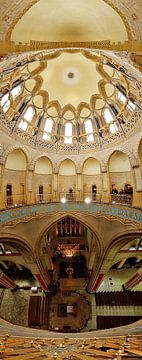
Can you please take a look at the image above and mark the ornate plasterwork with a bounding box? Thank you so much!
[0,48,141,154]
[1,203,142,227]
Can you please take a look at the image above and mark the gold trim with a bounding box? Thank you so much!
[0,41,142,55]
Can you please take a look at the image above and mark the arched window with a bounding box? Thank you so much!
[109,123,118,134]
[85,119,94,142]
[11,85,22,100]
[117,91,135,112]
[117,91,126,104]
[1,93,10,113]
[19,106,35,131]
[43,118,53,141]
[23,106,35,121]
[64,122,72,144]
[103,108,114,124]
[127,99,136,112]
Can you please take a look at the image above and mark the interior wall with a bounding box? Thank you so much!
[59,159,76,192]
[109,151,133,191]
[5,149,27,171]
[83,158,101,175]
[3,169,26,203]
[83,175,102,194]
[4,150,27,203]
[59,159,76,175]
[59,175,76,193]
[34,174,52,194]
[83,158,101,194]
[35,157,52,174]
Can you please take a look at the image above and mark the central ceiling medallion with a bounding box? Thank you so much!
[68,72,75,79]
[62,66,81,87]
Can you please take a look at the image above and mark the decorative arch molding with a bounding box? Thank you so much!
[58,157,77,173]
[111,251,142,269]
[101,230,142,272]
[32,152,54,168]
[3,145,31,166]
[81,156,101,173]
[135,136,142,160]
[106,147,134,169]
[34,211,103,258]
[0,233,35,262]
[101,230,142,274]
[33,154,53,170]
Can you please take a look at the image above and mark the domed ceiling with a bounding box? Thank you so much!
[0,49,141,154]
[11,0,128,43]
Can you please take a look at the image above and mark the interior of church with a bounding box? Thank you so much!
[0,0,142,359]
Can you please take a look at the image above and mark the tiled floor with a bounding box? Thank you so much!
[48,290,91,332]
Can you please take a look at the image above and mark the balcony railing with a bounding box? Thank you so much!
[6,194,26,207]
[5,192,133,207]
[111,194,133,206]
[35,193,53,203]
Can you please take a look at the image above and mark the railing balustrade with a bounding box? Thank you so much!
[111,194,133,205]
[4,192,133,207]
[6,194,26,207]
[35,193,52,203]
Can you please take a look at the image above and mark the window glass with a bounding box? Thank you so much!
[64,122,72,144]
[103,108,114,124]
[11,85,22,100]
[43,132,51,141]
[85,119,94,142]
[44,118,53,133]
[23,106,35,122]
[85,119,93,134]
[19,120,28,131]
[43,118,53,141]
[3,100,10,113]
[110,123,118,134]
[127,100,135,111]
[117,91,126,103]
[87,134,94,142]
[1,93,10,113]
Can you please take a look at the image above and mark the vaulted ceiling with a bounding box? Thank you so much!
[0,0,142,42]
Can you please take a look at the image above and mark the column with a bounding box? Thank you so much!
[26,164,34,204]
[123,268,142,290]
[132,164,142,207]
[101,162,110,203]
[0,159,5,208]
[76,169,82,201]
[30,262,53,292]
[52,166,58,201]
[0,271,16,289]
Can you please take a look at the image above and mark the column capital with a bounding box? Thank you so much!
[101,161,107,173]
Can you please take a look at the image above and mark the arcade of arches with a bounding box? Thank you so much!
[0,0,142,354]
